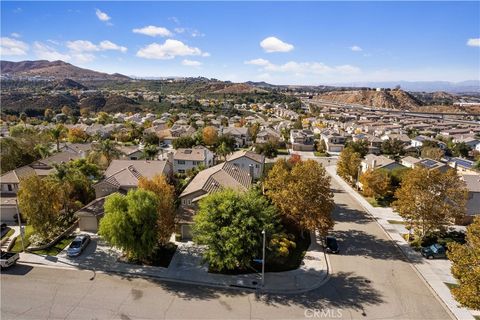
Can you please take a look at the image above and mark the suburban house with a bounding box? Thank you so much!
[321,132,347,153]
[256,128,281,144]
[401,156,449,172]
[411,135,447,149]
[461,175,480,223]
[0,148,87,222]
[453,137,480,152]
[93,159,173,198]
[118,145,144,160]
[447,157,478,175]
[290,129,315,151]
[170,146,214,174]
[177,162,252,239]
[361,154,405,173]
[222,127,251,148]
[226,150,265,180]
[161,124,196,145]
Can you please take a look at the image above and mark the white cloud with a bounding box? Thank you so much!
[169,17,180,25]
[132,25,172,37]
[10,33,21,38]
[67,40,99,52]
[245,58,271,66]
[350,45,363,52]
[191,30,205,38]
[182,59,202,66]
[66,40,127,53]
[202,52,211,57]
[467,38,480,47]
[99,40,127,52]
[95,9,111,22]
[33,41,70,61]
[0,37,29,56]
[136,39,204,60]
[246,58,360,77]
[174,28,185,34]
[71,53,96,63]
[260,36,294,53]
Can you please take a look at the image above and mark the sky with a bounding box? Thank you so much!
[1,1,479,85]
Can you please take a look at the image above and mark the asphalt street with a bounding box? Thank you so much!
[1,171,452,320]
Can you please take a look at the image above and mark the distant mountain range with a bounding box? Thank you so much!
[1,60,130,81]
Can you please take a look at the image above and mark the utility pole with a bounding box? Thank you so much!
[15,199,25,252]
[261,229,266,287]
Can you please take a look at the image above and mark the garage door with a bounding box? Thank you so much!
[1,207,17,222]
[79,216,98,232]
[181,225,193,240]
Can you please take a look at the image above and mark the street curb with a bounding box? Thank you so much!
[326,166,464,320]
[18,251,331,295]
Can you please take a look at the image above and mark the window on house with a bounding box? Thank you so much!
[7,184,13,192]
[178,160,185,165]
[178,169,185,174]
[255,164,259,168]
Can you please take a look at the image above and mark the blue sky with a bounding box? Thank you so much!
[1,1,479,85]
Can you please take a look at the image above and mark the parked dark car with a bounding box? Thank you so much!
[421,243,447,259]
[325,236,339,254]
[67,235,91,257]
[1,223,7,230]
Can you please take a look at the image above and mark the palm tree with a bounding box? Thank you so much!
[216,142,232,162]
[34,143,52,159]
[89,139,121,168]
[142,144,158,160]
[50,125,66,152]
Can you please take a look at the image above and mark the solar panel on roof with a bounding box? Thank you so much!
[421,159,438,168]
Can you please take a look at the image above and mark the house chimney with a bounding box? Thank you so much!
[249,164,254,179]
[372,159,377,169]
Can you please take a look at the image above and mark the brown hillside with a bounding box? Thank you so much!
[315,89,422,109]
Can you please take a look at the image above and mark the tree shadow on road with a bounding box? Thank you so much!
[331,229,423,264]
[255,271,383,312]
[333,203,373,225]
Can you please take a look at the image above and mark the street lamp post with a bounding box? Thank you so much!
[15,199,25,252]
[261,229,266,287]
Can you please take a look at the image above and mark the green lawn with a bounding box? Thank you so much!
[314,152,330,157]
[277,149,289,155]
[34,235,76,256]
[1,228,15,240]
[10,225,35,253]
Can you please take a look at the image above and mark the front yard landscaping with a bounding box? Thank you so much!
[10,225,35,252]
[124,243,178,268]
[34,235,76,256]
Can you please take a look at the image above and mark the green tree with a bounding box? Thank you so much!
[50,124,67,152]
[142,144,159,160]
[337,147,362,184]
[346,140,369,158]
[393,167,467,238]
[447,217,480,310]
[34,143,52,159]
[99,189,159,260]
[421,146,444,161]
[193,189,279,272]
[88,139,121,168]
[216,141,232,161]
[381,139,405,159]
[143,132,160,146]
[17,175,62,239]
[255,140,278,158]
[452,142,471,158]
[138,174,176,246]
[248,122,261,143]
[172,136,196,149]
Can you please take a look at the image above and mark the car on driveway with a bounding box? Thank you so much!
[421,243,446,259]
[67,235,90,257]
[325,236,339,254]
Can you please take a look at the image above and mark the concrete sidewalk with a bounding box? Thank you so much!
[18,230,329,294]
[326,165,474,320]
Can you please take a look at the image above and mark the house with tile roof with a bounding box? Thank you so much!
[171,146,214,174]
[226,150,265,180]
[177,162,252,239]
[93,160,172,198]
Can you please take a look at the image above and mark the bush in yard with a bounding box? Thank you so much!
[99,189,158,261]
[192,189,280,272]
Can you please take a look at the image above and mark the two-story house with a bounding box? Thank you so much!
[290,129,315,151]
[226,150,265,180]
[171,146,214,174]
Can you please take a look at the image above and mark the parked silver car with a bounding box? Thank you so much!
[67,235,90,257]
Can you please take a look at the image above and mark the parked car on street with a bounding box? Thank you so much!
[325,236,339,254]
[421,243,447,259]
[0,251,19,268]
[67,235,91,257]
